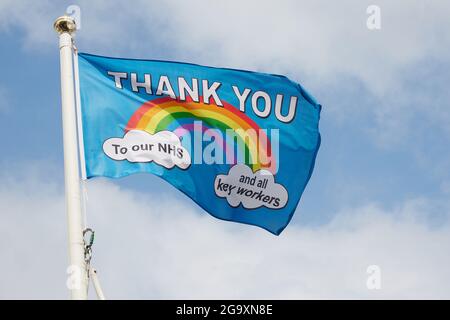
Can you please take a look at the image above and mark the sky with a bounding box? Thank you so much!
[0,0,449,299]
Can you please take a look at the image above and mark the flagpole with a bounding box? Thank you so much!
[54,15,88,300]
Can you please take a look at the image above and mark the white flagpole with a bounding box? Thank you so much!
[54,15,88,300]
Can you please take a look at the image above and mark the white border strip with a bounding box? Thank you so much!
[73,48,87,180]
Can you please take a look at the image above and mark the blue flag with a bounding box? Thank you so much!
[77,53,321,235]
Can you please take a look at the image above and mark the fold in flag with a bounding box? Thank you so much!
[77,53,321,235]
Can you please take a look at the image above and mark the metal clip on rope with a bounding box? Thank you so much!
[82,228,106,299]
[83,228,95,268]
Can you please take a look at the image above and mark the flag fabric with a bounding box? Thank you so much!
[77,53,321,235]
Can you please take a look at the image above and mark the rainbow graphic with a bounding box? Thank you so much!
[126,97,276,173]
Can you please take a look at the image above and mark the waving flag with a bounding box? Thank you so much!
[77,53,321,235]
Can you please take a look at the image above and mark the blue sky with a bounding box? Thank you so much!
[0,0,449,299]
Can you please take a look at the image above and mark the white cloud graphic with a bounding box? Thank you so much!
[214,164,288,209]
[103,130,191,170]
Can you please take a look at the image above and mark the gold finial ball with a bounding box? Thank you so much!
[53,15,76,34]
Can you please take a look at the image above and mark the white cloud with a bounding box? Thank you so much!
[1,1,449,147]
[0,166,449,299]
[103,130,191,169]
[214,164,288,209]
[0,0,55,49]
[3,1,449,89]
